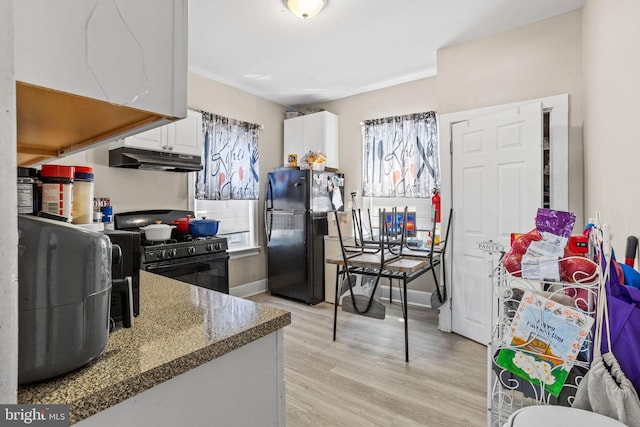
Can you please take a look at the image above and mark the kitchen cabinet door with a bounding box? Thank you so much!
[14,0,187,119]
[167,109,204,156]
[14,0,188,166]
[118,109,203,156]
[284,111,339,169]
[284,116,304,164]
[121,126,166,152]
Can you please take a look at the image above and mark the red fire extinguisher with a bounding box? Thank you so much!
[431,188,441,223]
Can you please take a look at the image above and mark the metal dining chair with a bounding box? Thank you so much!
[389,208,452,309]
[333,208,390,321]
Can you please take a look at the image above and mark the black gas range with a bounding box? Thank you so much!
[114,210,230,295]
[141,234,227,265]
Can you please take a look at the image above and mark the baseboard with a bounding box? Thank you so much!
[378,284,433,308]
[230,279,268,298]
[231,280,436,308]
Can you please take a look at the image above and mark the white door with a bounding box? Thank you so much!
[451,102,543,344]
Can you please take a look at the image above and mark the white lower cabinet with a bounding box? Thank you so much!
[324,237,342,304]
[119,109,203,156]
[75,331,285,427]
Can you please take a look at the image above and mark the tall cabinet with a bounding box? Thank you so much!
[284,111,339,169]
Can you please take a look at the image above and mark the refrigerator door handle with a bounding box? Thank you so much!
[265,210,273,243]
[264,180,274,242]
[266,179,274,210]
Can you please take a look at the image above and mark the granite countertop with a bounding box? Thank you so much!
[18,271,291,424]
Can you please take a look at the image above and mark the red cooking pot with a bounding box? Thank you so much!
[171,216,192,235]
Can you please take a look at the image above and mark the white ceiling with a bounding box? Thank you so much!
[188,0,584,109]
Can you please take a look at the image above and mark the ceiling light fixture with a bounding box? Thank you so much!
[284,0,326,19]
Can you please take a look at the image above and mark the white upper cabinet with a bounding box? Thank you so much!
[284,111,339,169]
[14,0,187,118]
[168,109,203,156]
[119,109,203,156]
[14,0,188,166]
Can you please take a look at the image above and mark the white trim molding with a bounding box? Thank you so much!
[231,279,268,299]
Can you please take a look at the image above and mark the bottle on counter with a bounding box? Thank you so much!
[94,197,111,223]
[41,165,74,222]
[17,167,39,215]
[101,205,114,230]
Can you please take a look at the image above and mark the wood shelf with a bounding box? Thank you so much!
[16,81,178,167]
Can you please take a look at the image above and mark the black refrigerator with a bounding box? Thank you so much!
[265,168,345,304]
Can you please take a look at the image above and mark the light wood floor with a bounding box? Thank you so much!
[248,293,487,427]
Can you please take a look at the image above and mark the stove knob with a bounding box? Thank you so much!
[188,246,196,255]
[206,243,214,252]
[214,243,222,251]
[168,249,177,258]
[157,250,165,259]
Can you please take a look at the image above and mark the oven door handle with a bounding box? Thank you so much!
[144,254,228,272]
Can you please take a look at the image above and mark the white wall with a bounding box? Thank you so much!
[188,72,288,287]
[437,9,584,228]
[582,0,640,257]
[0,0,18,404]
[48,146,190,214]
[318,78,438,204]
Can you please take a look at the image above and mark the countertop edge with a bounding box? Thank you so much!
[68,311,291,423]
[18,272,292,425]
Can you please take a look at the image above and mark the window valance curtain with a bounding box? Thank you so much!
[362,111,439,198]
[196,112,260,200]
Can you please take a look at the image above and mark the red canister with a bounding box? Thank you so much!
[41,165,75,222]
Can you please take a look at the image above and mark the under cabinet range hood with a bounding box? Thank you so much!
[109,147,203,172]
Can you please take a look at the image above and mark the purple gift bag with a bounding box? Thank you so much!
[602,256,640,394]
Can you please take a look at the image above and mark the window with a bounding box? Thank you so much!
[361,196,434,242]
[361,112,440,241]
[189,112,260,256]
[189,198,259,255]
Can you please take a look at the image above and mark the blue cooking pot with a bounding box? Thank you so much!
[189,218,220,237]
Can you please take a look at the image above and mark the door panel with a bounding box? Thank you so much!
[266,210,309,301]
[268,170,309,211]
[451,102,542,344]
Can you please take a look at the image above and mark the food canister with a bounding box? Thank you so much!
[72,166,94,224]
[17,167,39,215]
[41,165,74,222]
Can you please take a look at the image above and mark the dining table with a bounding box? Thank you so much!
[326,245,442,362]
